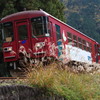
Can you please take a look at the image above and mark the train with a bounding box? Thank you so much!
[0,10,100,73]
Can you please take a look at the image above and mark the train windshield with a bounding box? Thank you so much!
[31,16,49,37]
[3,22,13,42]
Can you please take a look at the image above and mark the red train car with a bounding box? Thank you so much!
[0,10,100,70]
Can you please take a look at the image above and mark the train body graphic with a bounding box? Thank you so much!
[0,10,100,70]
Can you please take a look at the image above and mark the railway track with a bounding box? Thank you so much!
[0,77,26,85]
[0,77,25,80]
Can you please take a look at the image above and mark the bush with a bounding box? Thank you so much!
[25,63,100,100]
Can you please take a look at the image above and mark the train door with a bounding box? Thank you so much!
[48,22,58,58]
[55,24,63,58]
[15,19,31,58]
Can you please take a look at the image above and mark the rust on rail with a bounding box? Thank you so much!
[0,77,25,80]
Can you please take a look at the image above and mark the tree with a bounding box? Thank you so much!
[23,0,66,21]
[2,1,17,17]
[67,13,82,30]
[0,0,65,22]
[64,0,100,43]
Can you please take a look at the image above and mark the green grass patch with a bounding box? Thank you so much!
[25,63,100,100]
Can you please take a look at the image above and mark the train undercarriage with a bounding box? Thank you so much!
[7,54,55,77]
[6,54,100,77]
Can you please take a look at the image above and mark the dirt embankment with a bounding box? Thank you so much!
[0,85,65,100]
[65,61,100,74]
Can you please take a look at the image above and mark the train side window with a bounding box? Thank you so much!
[89,42,92,52]
[78,37,82,49]
[82,40,86,45]
[73,35,77,47]
[90,43,92,47]
[83,45,87,50]
[78,37,81,43]
[73,35,77,40]
[67,32,72,44]
[79,44,82,49]
[90,43,92,52]
[87,47,90,52]
[67,32,72,39]
[68,39,72,43]
[82,40,86,50]
[86,42,91,52]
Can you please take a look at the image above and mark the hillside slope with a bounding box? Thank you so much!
[62,0,100,43]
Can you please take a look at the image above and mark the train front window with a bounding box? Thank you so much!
[3,22,13,42]
[31,16,48,37]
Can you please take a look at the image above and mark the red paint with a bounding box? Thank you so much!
[1,10,100,64]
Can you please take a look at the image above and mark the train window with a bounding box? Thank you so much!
[90,43,92,52]
[68,39,72,43]
[87,47,91,52]
[74,41,77,47]
[73,35,77,47]
[78,37,83,49]
[89,48,91,52]
[82,40,86,45]
[67,32,73,44]
[79,43,82,49]
[55,24,61,40]
[3,22,13,42]
[88,43,92,52]
[67,32,72,39]
[83,45,87,50]
[31,16,48,37]
[90,43,92,47]
[78,37,82,43]
[86,42,89,47]
[18,25,28,40]
[73,35,77,41]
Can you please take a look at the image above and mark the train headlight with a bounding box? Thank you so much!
[3,47,12,52]
[35,43,41,48]
[8,47,12,51]
[35,42,45,50]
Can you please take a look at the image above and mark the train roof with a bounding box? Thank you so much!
[1,10,99,44]
[40,10,99,44]
[1,10,47,22]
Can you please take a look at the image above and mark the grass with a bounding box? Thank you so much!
[24,63,100,100]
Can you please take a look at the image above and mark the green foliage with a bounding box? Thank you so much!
[0,0,65,22]
[64,0,100,43]
[25,63,100,100]
[1,0,17,17]
[0,0,65,76]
